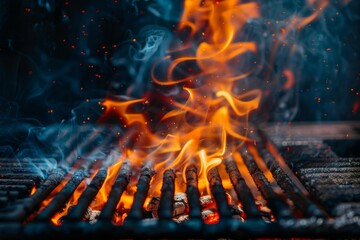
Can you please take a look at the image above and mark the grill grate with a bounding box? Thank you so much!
[0,123,360,239]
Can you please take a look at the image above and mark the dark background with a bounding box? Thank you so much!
[0,0,359,125]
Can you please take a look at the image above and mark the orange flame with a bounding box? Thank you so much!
[90,159,125,211]
[48,163,103,225]
[51,179,87,225]
[203,211,220,224]
[101,0,261,202]
[97,0,334,220]
[30,185,37,196]
[22,0,346,225]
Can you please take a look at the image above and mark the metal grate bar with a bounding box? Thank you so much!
[0,168,66,222]
[35,170,85,221]
[98,162,131,221]
[185,165,202,219]
[254,130,326,218]
[224,158,261,219]
[66,168,107,221]
[207,168,232,219]
[127,164,155,220]
[158,169,176,220]
[241,147,293,219]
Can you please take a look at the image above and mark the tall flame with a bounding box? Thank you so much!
[96,0,335,214]
[27,0,350,225]
[100,0,261,200]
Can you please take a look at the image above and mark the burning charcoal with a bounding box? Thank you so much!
[147,193,189,219]
[174,192,187,203]
[83,207,101,224]
[146,197,160,211]
[113,211,127,225]
[173,201,186,216]
[147,196,189,218]
[146,197,160,219]
[201,208,216,219]
[201,208,219,224]
[255,201,273,223]
[173,214,189,223]
[200,195,215,209]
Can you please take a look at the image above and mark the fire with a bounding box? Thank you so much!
[90,160,125,211]
[30,185,37,196]
[37,176,71,214]
[50,179,87,225]
[27,0,348,225]
[232,152,263,201]
[94,0,333,223]
[203,211,220,224]
[100,0,261,201]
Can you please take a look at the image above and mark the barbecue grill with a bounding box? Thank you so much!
[1,0,360,239]
[1,122,359,239]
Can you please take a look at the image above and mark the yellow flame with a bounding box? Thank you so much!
[101,0,261,207]
[31,0,342,224]
[98,0,333,216]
